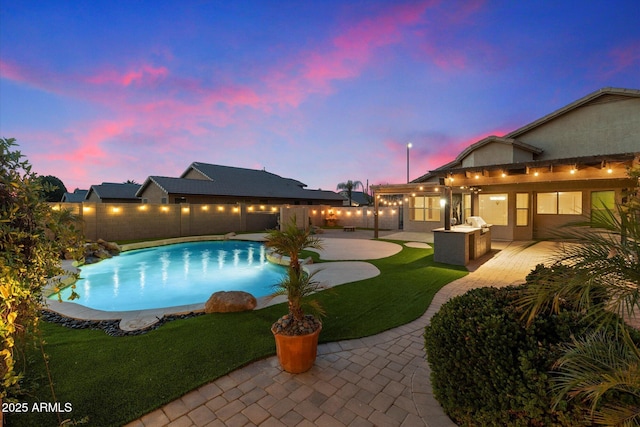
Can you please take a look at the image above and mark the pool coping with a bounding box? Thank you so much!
[43,233,398,331]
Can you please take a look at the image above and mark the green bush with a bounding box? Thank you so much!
[423,285,589,426]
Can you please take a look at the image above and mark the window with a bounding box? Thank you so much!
[463,194,471,222]
[479,194,508,226]
[591,191,615,220]
[410,196,441,222]
[558,192,582,214]
[516,193,529,226]
[536,192,582,215]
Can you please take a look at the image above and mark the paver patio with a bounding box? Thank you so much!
[126,235,559,427]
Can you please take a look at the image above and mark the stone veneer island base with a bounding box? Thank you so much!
[433,226,491,266]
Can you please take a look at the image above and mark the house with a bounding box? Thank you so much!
[60,188,88,202]
[340,190,372,206]
[136,162,345,206]
[85,182,142,203]
[374,87,640,240]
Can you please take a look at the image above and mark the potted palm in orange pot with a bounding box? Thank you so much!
[266,216,324,373]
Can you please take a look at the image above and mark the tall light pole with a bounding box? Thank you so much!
[406,142,412,183]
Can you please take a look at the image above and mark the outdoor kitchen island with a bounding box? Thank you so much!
[433,216,492,266]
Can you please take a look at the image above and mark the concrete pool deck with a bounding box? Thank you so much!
[44,230,404,331]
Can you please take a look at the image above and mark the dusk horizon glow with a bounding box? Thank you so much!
[1,1,638,194]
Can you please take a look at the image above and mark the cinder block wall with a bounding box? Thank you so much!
[51,203,399,242]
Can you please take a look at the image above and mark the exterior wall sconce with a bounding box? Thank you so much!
[111,207,121,214]
[232,207,239,213]
[217,206,225,211]
[201,205,209,211]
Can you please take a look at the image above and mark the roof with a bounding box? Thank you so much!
[139,167,343,201]
[183,162,307,188]
[413,136,542,181]
[414,87,640,182]
[455,136,543,162]
[61,189,88,202]
[506,87,640,139]
[87,182,141,200]
[339,191,372,205]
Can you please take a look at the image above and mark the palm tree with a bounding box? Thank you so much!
[519,165,640,426]
[336,180,364,206]
[265,216,324,325]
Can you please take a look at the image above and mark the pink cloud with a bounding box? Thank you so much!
[0,60,28,83]
[264,2,430,107]
[0,59,62,93]
[597,41,640,79]
[86,64,169,87]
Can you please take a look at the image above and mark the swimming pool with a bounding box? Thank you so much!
[51,240,286,312]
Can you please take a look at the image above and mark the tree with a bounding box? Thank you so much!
[38,175,67,202]
[265,216,324,326]
[0,138,83,400]
[336,180,364,206]
[519,163,640,426]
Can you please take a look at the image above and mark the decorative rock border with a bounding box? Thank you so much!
[42,310,204,336]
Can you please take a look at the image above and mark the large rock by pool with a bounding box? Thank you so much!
[205,291,257,313]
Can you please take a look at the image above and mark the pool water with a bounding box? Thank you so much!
[52,240,285,312]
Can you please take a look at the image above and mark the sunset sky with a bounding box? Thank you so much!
[1,1,638,194]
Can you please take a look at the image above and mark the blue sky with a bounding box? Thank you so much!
[1,0,638,193]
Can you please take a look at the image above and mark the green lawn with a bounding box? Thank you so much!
[9,241,466,427]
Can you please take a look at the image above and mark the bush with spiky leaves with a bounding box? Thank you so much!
[519,163,640,426]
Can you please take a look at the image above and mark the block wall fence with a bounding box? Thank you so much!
[51,203,401,242]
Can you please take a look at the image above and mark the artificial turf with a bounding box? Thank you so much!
[8,241,467,427]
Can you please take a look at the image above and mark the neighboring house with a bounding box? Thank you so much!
[339,190,372,206]
[375,87,640,240]
[85,182,142,203]
[60,188,88,202]
[136,162,345,206]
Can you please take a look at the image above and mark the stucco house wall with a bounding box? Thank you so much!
[511,96,640,160]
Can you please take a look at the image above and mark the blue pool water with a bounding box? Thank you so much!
[52,240,285,312]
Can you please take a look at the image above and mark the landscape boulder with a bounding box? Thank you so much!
[205,291,257,313]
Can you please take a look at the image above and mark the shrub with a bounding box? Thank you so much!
[1,138,83,400]
[423,285,589,426]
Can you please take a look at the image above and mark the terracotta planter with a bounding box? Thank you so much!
[272,325,322,373]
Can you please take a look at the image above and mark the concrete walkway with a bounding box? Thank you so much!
[127,238,560,427]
